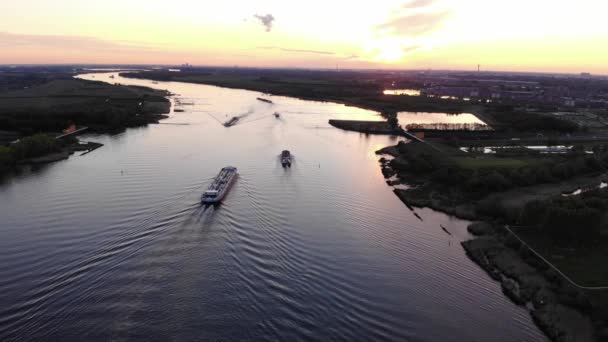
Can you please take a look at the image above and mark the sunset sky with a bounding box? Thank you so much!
[1,0,607,73]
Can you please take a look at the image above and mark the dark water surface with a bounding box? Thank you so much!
[0,73,547,341]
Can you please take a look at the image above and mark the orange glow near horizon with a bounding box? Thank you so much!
[1,0,607,74]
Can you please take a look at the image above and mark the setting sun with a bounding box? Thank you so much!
[0,0,607,72]
[364,38,411,63]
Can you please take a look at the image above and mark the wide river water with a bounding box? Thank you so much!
[0,72,547,341]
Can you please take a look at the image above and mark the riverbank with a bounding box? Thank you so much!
[328,119,402,135]
[462,224,596,341]
[0,77,171,177]
[119,70,473,117]
[17,141,104,164]
[0,134,106,178]
[376,141,608,341]
[0,78,171,135]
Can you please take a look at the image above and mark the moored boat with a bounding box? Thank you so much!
[202,167,238,204]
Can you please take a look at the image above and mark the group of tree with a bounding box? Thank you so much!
[488,105,578,133]
[461,154,605,197]
[0,98,162,135]
[0,134,60,172]
[519,189,608,241]
[390,141,608,200]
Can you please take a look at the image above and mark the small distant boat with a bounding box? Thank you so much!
[202,167,238,204]
[224,116,240,127]
[274,112,280,118]
[152,81,159,84]
[257,98,273,104]
[281,150,292,167]
[109,75,115,79]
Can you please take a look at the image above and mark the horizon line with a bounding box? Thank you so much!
[0,63,605,77]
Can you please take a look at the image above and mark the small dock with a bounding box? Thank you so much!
[398,128,425,143]
[55,126,89,140]
[328,120,424,142]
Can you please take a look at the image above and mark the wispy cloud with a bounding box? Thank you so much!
[0,31,159,52]
[401,44,422,53]
[378,0,451,37]
[253,14,275,32]
[257,46,335,55]
[377,11,451,37]
[402,0,434,9]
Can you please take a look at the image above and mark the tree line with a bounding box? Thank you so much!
[0,134,61,172]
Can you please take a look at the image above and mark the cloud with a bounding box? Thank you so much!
[253,14,275,32]
[0,31,159,52]
[402,0,434,9]
[257,46,335,55]
[401,44,422,54]
[377,10,451,37]
[377,0,451,38]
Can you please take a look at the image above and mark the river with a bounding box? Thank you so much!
[0,72,547,341]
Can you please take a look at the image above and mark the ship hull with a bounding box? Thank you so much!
[201,167,238,204]
[281,150,292,168]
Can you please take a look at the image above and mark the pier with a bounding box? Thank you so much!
[55,126,89,140]
[328,120,424,142]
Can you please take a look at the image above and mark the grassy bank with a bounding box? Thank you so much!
[0,77,171,175]
[0,78,170,136]
[377,140,608,341]
[328,119,402,135]
[120,70,472,116]
[461,225,597,342]
[0,134,103,174]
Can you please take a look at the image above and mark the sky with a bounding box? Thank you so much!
[1,0,607,73]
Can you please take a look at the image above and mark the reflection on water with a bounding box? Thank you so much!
[0,72,546,341]
[384,89,421,96]
[398,111,487,126]
[461,145,572,154]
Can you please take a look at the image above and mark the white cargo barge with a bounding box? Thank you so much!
[202,166,238,204]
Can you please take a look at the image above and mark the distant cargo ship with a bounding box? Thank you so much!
[257,98,273,104]
[224,116,240,127]
[201,167,238,204]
